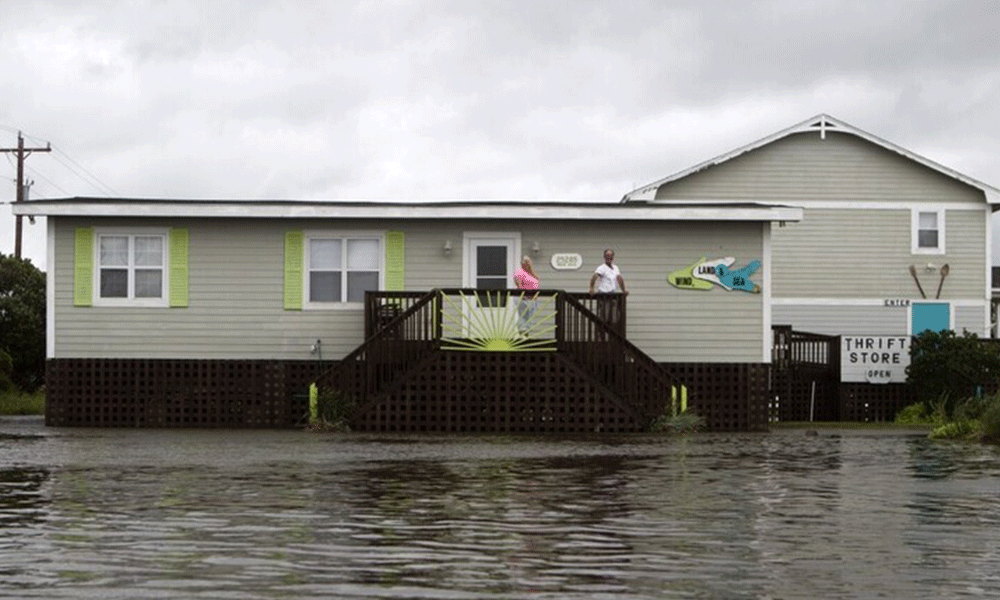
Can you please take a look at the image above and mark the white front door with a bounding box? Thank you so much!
[461,233,520,338]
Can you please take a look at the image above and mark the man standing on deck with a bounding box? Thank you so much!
[589,249,628,329]
[589,248,628,296]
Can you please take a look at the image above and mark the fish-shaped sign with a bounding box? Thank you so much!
[670,256,761,293]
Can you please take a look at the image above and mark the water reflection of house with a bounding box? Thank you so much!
[15,114,997,431]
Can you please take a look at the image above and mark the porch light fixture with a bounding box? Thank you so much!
[532,241,540,255]
[443,240,452,255]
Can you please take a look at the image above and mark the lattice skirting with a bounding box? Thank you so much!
[839,383,916,422]
[45,359,329,428]
[665,363,771,432]
[351,352,649,433]
[770,367,840,422]
[347,356,770,433]
[45,357,771,431]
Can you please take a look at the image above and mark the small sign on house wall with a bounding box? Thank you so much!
[550,253,583,270]
[883,299,911,307]
[840,336,911,384]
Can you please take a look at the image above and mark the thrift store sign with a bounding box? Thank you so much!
[840,336,910,384]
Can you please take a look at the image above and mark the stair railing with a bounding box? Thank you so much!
[557,293,682,423]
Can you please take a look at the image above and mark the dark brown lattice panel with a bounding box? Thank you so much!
[839,383,915,422]
[771,366,840,422]
[45,356,771,432]
[352,351,650,433]
[45,359,329,428]
[663,363,770,432]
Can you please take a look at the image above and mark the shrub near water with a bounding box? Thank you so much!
[900,393,1000,444]
[978,397,1000,444]
[308,388,356,432]
[906,330,1000,419]
[649,411,705,434]
[0,388,45,416]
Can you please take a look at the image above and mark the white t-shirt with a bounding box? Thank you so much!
[593,263,621,293]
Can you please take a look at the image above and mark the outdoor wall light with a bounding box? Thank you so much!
[532,241,541,255]
[926,263,938,272]
[443,240,452,255]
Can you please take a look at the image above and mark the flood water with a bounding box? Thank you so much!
[2,417,999,599]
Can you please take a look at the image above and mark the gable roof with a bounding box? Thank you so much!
[622,113,1000,205]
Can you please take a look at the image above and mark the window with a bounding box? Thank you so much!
[306,235,381,305]
[94,231,168,306]
[912,208,945,254]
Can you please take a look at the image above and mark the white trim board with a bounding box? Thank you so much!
[762,223,772,363]
[772,297,987,307]
[637,199,988,211]
[46,217,55,359]
[13,199,803,223]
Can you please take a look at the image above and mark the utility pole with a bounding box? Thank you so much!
[1,131,51,259]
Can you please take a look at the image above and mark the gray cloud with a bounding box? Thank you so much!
[2,0,999,264]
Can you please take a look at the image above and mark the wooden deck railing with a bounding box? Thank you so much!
[314,289,673,427]
[771,325,839,370]
[314,290,441,410]
[557,293,680,422]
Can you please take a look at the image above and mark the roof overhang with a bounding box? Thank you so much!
[12,198,804,223]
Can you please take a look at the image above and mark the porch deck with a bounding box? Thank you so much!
[313,289,678,433]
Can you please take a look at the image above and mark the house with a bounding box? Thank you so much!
[14,198,799,431]
[623,114,1000,420]
[23,114,986,430]
[625,114,1000,337]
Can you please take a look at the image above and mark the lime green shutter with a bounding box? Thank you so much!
[74,227,93,307]
[284,231,304,310]
[385,231,405,291]
[169,228,189,307]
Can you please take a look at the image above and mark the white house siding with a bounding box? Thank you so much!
[770,207,986,299]
[653,131,985,204]
[954,303,990,336]
[772,301,988,337]
[772,305,908,336]
[53,217,767,363]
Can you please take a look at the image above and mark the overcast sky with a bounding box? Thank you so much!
[2,0,999,267]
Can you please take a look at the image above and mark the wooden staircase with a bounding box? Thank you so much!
[311,289,684,432]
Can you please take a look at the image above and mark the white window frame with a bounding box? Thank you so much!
[303,231,384,309]
[911,207,946,255]
[92,227,170,307]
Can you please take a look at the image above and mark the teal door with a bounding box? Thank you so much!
[912,302,950,334]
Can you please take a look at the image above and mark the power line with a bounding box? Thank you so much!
[25,164,72,197]
[4,127,120,197]
[49,146,119,196]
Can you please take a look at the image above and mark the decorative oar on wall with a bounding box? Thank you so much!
[936,264,950,299]
[909,264,927,299]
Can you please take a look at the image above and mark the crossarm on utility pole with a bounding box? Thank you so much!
[1,131,51,259]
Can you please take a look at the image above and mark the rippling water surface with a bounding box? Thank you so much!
[2,416,1000,599]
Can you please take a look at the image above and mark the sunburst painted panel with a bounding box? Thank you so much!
[440,291,558,351]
